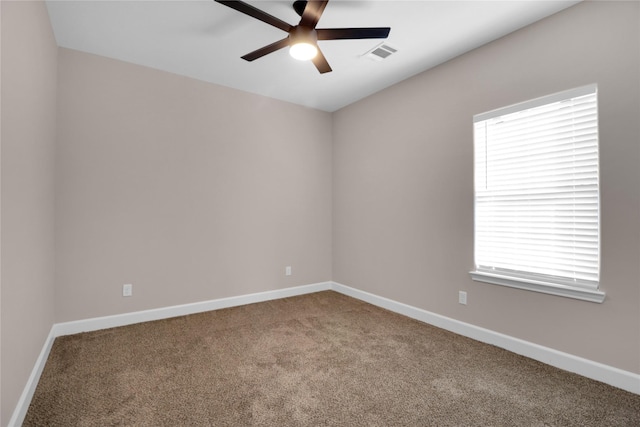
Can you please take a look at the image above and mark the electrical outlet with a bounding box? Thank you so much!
[285,266,292,276]
[123,284,133,297]
[458,291,467,305]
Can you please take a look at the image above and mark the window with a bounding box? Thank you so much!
[470,85,604,303]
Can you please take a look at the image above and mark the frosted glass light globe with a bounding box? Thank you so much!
[290,42,318,61]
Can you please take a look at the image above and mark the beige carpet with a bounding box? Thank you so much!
[25,291,640,426]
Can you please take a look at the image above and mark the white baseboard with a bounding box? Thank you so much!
[11,280,639,426]
[330,281,640,395]
[54,281,333,337]
[8,326,57,427]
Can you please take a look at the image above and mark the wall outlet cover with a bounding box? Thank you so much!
[458,291,467,305]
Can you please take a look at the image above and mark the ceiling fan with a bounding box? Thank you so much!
[214,0,391,74]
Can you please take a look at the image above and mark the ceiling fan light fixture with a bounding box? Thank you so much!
[290,42,318,60]
[289,26,318,61]
[214,0,391,73]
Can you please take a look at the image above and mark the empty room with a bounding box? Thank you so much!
[2,0,639,425]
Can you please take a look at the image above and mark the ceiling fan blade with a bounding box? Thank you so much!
[316,27,391,40]
[299,0,329,29]
[311,49,332,74]
[215,1,292,33]
[241,37,290,62]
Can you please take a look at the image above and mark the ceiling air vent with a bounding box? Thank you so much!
[364,43,397,61]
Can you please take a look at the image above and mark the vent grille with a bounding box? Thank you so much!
[364,43,397,61]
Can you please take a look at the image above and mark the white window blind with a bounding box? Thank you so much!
[472,85,602,301]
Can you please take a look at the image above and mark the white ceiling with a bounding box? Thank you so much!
[46,0,580,112]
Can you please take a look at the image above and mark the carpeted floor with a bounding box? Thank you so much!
[25,291,640,426]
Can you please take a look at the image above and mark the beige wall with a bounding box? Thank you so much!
[1,1,57,425]
[54,49,333,322]
[333,0,640,374]
[2,0,639,423]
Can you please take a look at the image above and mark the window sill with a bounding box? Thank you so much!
[469,271,605,303]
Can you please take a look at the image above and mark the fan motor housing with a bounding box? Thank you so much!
[289,25,318,46]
